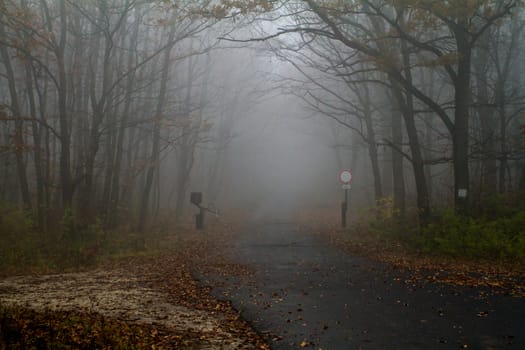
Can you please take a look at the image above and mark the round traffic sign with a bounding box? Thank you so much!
[339,169,353,184]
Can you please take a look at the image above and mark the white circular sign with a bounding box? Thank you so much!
[339,169,353,184]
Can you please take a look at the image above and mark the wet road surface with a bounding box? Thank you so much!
[200,221,524,349]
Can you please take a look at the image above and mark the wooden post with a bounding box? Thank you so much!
[196,208,204,230]
[190,192,204,230]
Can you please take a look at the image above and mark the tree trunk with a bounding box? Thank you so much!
[391,101,406,219]
[0,12,32,208]
[348,135,361,210]
[390,59,430,225]
[519,163,525,196]
[32,55,52,224]
[473,34,497,195]
[108,9,141,227]
[25,59,45,229]
[83,7,117,217]
[174,54,198,222]
[138,26,176,232]
[452,25,472,213]
[355,81,383,203]
[363,105,383,203]
[56,0,73,210]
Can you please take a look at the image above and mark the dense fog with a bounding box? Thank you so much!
[1,0,524,230]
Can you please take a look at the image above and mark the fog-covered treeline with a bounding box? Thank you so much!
[2,0,525,233]
[0,0,270,231]
[229,0,525,224]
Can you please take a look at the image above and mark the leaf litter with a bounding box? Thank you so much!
[305,223,525,298]
[0,225,269,349]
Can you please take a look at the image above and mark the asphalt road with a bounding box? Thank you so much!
[201,221,524,350]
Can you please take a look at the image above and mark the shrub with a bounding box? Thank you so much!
[418,209,525,260]
[355,197,525,262]
[361,197,417,242]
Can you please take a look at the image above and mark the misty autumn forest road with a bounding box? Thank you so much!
[200,220,525,350]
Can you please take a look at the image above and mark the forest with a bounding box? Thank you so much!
[1,0,525,349]
[0,0,524,260]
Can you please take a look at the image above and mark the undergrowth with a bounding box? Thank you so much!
[417,208,525,260]
[363,195,525,261]
[0,204,180,275]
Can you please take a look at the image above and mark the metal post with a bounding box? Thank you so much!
[341,188,348,228]
[338,169,352,228]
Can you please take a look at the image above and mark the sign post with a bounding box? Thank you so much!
[190,192,220,230]
[339,170,353,228]
[190,192,205,230]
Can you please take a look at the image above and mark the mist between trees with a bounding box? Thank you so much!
[1,0,525,236]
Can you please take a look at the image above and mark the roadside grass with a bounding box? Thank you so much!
[362,196,525,262]
[416,209,525,261]
[0,204,210,276]
[319,195,525,263]
[297,198,525,295]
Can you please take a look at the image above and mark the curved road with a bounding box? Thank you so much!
[201,221,524,349]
